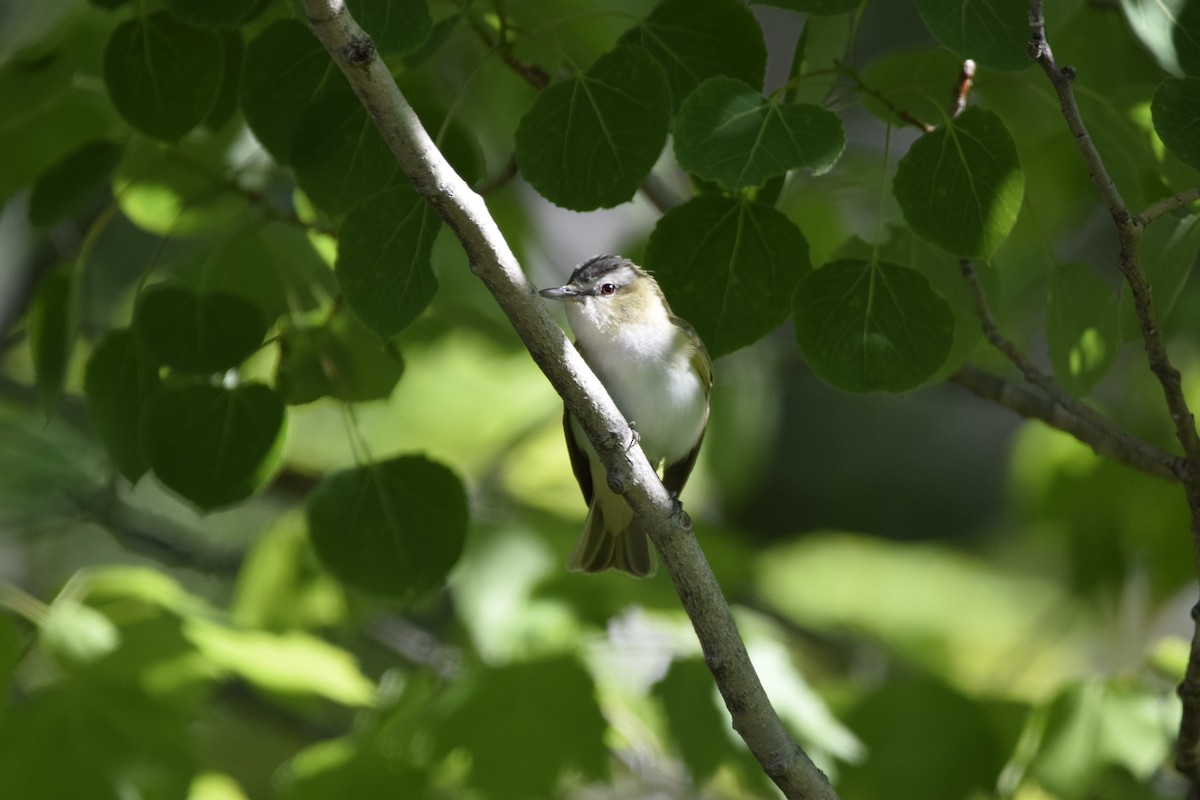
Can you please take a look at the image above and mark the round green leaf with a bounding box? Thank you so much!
[103,11,224,140]
[306,455,468,601]
[618,0,767,110]
[645,196,812,358]
[347,0,432,55]
[276,309,406,405]
[1151,77,1200,170]
[162,0,259,26]
[291,82,400,215]
[28,139,124,226]
[893,106,1024,258]
[240,20,333,164]
[336,184,441,338]
[142,383,287,511]
[794,259,955,393]
[1046,262,1120,398]
[916,0,1031,71]
[674,75,845,190]
[85,329,161,482]
[515,45,670,211]
[753,0,862,13]
[134,283,268,374]
[28,263,77,417]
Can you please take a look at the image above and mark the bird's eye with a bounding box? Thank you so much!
[599,283,616,296]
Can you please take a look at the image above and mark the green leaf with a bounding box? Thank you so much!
[39,601,121,667]
[142,382,287,511]
[240,19,334,164]
[103,11,224,140]
[282,737,427,800]
[858,47,965,128]
[916,0,1031,71]
[336,183,441,338]
[1151,77,1200,170]
[134,283,268,374]
[162,0,259,26]
[645,195,812,358]
[515,45,670,210]
[347,0,432,55]
[753,0,862,13]
[1119,0,1193,75]
[276,308,406,405]
[655,659,736,783]
[85,329,161,482]
[28,263,76,416]
[794,258,955,393]
[673,76,845,190]
[433,656,609,799]
[28,139,123,226]
[618,0,767,110]
[204,29,244,130]
[893,106,1025,257]
[789,14,855,106]
[291,82,400,215]
[306,455,467,601]
[1120,213,1200,339]
[1046,262,1119,397]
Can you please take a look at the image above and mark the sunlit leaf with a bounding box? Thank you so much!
[1120,0,1200,76]
[894,107,1024,257]
[335,183,440,338]
[794,258,954,393]
[142,383,287,511]
[1151,77,1200,170]
[619,0,767,110]
[28,139,123,226]
[134,283,268,374]
[39,601,121,667]
[673,76,845,189]
[103,11,223,140]
[85,329,161,482]
[1046,262,1119,397]
[306,455,468,601]
[645,195,811,357]
[515,45,670,210]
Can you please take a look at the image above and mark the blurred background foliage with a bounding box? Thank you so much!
[0,0,1198,798]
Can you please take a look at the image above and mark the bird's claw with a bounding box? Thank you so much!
[625,422,640,453]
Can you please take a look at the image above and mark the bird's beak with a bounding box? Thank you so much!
[539,285,578,301]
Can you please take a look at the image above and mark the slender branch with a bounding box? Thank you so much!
[948,364,1183,481]
[950,58,976,118]
[300,2,837,797]
[1029,1,1200,782]
[1140,188,1200,227]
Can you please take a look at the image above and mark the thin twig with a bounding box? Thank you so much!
[948,364,1183,481]
[951,59,976,118]
[836,59,933,132]
[1140,188,1200,227]
[1029,0,1200,782]
[299,3,837,797]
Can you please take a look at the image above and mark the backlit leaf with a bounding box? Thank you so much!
[142,383,287,511]
[645,195,811,358]
[515,45,669,210]
[307,455,467,601]
[1047,262,1119,397]
[893,106,1024,257]
[794,258,954,393]
[674,75,845,189]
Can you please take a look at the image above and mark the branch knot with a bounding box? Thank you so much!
[342,34,375,68]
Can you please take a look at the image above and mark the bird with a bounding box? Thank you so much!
[539,254,712,577]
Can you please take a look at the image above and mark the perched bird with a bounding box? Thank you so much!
[539,255,712,577]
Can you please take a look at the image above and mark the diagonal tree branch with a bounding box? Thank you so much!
[300,2,837,797]
[1028,0,1200,783]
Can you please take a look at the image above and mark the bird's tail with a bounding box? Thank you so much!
[567,503,655,577]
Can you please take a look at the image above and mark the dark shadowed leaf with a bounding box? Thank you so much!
[645,195,811,357]
[336,184,441,338]
[674,75,845,189]
[916,0,1031,71]
[794,258,954,393]
[103,11,223,140]
[348,0,432,55]
[433,656,608,799]
[85,329,161,482]
[203,29,243,130]
[240,19,334,163]
[1151,77,1200,169]
[134,283,267,374]
[28,139,123,226]
[754,0,862,13]
[619,0,767,110]
[28,263,76,417]
[307,455,467,601]
[515,45,670,210]
[893,106,1024,257]
[1047,262,1120,397]
[142,383,287,511]
[276,309,406,405]
[162,0,259,26]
